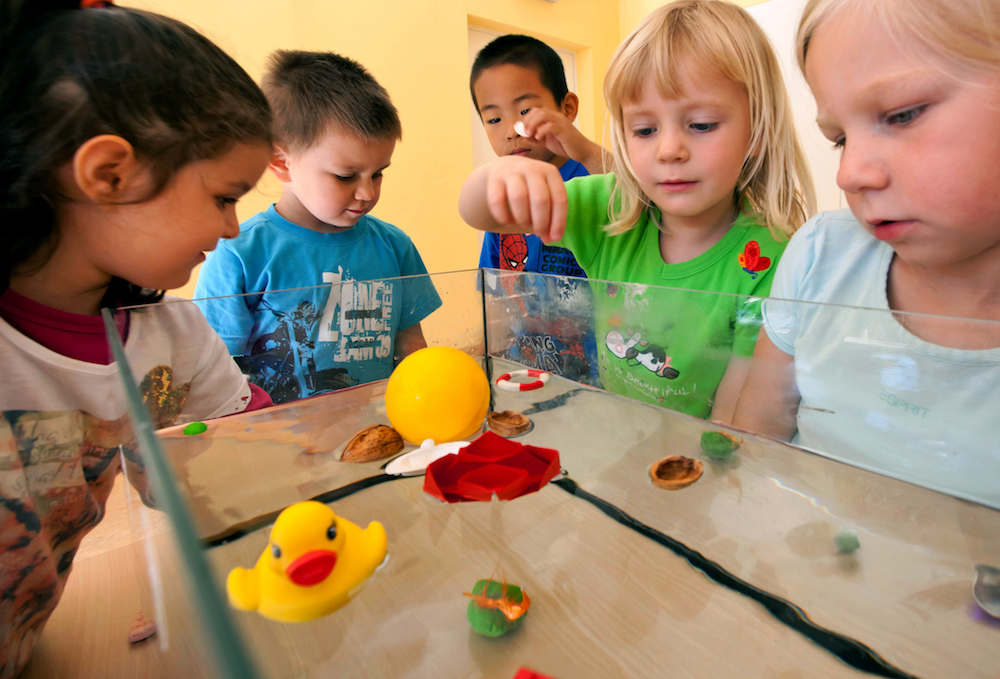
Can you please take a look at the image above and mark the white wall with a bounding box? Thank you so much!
[747,0,844,213]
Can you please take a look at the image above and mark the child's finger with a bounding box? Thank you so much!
[546,171,568,242]
[521,108,554,138]
[504,173,533,228]
[487,172,515,226]
[535,122,568,151]
[534,121,556,139]
[524,171,554,239]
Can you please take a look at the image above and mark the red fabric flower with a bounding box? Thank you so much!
[513,669,558,679]
[423,431,560,503]
[738,240,771,279]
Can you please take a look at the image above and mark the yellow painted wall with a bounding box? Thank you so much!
[619,0,767,41]
[120,0,621,298]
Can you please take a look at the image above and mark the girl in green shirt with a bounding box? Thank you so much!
[460,0,815,421]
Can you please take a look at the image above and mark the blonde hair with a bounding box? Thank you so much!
[604,0,815,238]
[798,0,1000,75]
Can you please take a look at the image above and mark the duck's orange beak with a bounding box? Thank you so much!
[286,550,338,586]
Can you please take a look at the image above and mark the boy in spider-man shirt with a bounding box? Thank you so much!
[471,34,606,384]
[471,34,606,276]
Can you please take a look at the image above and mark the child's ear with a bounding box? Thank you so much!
[268,145,293,183]
[71,135,143,203]
[560,92,580,124]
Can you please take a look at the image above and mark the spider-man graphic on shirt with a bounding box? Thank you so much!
[500,235,529,271]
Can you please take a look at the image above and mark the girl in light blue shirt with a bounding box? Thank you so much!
[734,0,1000,508]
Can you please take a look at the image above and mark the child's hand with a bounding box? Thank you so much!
[460,155,567,243]
[521,109,607,174]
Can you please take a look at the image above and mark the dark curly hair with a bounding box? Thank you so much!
[0,0,273,307]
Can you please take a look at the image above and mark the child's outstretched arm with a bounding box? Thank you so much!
[394,322,427,365]
[732,329,800,441]
[710,356,753,425]
[459,156,568,243]
[520,109,610,175]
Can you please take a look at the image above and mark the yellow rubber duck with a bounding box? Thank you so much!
[226,501,387,623]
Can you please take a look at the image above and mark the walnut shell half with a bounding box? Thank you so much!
[342,425,404,463]
[649,456,703,490]
[487,410,532,437]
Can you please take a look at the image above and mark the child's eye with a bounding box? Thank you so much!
[885,105,927,127]
[520,108,532,116]
[216,196,239,209]
[632,127,655,138]
[486,117,501,125]
[690,122,718,133]
[334,174,355,182]
[373,172,383,180]
[832,136,845,150]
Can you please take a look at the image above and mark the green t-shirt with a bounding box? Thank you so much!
[553,174,788,418]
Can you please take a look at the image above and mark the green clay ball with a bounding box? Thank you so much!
[700,431,739,459]
[835,529,860,554]
[183,421,208,436]
[466,579,527,637]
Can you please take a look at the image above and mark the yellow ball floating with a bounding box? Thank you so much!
[385,347,490,444]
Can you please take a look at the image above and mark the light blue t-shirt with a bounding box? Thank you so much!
[764,209,1000,508]
[193,206,442,404]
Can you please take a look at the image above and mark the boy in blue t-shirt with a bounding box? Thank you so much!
[471,34,606,274]
[194,51,441,404]
[471,35,606,384]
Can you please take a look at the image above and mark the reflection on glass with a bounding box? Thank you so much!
[98,274,1000,677]
[27,269,994,677]
[483,268,600,387]
[195,273,442,404]
[482,271,1000,508]
[759,294,1000,508]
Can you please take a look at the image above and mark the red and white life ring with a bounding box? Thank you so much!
[495,369,550,392]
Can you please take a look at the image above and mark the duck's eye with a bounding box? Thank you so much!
[326,523,338,541]
[271,544,281,559]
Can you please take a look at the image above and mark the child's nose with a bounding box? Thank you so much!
[836,138,888,194]
[221,213,240,239]
[505,120,518,140]
[656,130,689,163]
[355,180,375,201]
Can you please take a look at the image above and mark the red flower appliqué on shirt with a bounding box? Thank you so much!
[738,241,771,279]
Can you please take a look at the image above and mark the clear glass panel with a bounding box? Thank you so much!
[487,271,1000,509]
[193,271,480,405]
[1,309,182,677]
[99,308,259,679]
[483,268,601,388]
[94,270,999,679]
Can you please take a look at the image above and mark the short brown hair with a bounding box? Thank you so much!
[262,50,401,149]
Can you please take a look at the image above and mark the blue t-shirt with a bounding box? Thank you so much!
[764,209,1000,507]
[478,158,590,275]
[193,206,442,404]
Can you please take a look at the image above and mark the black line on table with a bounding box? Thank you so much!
[202,474,404,548]
[521,388,586,415]
[552,477,920,679]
